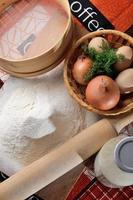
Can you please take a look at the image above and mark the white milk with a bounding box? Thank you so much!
[95,136,133,188]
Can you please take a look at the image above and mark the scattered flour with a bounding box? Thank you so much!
[0,65,99,172]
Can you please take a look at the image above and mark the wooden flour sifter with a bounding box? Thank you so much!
[0,0,73,77]
[0,113,132,200]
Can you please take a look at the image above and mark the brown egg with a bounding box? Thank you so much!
[88,37,109,53]
[86,75,120,110]
[116,68,133,94]
[72,55,93,85]
[114,46,133,72]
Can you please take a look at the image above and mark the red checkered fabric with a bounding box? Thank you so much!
[66,168,133,200]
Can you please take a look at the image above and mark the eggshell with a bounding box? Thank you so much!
[114,46,133,72]
[116,68,133,94]
[86,75,120,111]
[88,37,109,53]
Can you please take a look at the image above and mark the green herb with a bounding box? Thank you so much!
[81,45,97,60]
[81,43,125,82]
[100,40,110,51]
[84,49,118,81]
[117,54,125,62]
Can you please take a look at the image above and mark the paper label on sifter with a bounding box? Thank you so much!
[0,0,50,60]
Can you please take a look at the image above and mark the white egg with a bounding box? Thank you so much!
[88,37,109,53]
[116,68,133,94]
[114,46,133,72]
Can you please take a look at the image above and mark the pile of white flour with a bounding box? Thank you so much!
[0,65,99,173]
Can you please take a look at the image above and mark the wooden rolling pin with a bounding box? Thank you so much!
[0,113,132,200]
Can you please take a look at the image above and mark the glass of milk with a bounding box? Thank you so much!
[94,136,133,188]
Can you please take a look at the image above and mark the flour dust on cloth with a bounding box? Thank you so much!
[0,65,99,174]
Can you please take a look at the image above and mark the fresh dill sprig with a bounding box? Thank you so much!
[81,45,97,60]
[117,54,125,62]
[81,42,125,82]
[100,40,110,51]
[84,49,118,81]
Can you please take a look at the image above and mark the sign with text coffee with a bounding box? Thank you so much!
[68,0,133,32]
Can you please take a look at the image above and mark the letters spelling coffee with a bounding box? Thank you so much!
[69,0,114,31]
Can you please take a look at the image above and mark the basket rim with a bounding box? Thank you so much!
[64,29,133,116]
[75,29,133,47]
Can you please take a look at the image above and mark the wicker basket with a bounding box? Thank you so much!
[64,30,133,116]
